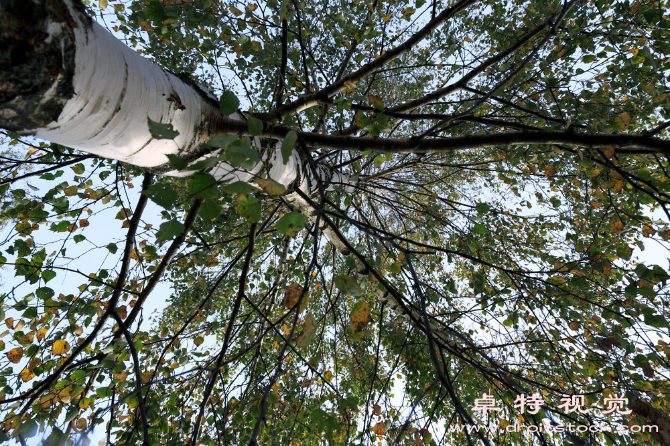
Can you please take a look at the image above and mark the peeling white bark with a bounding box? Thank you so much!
[12,0,359,202]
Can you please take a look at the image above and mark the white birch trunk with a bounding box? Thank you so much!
[0,0,355,199]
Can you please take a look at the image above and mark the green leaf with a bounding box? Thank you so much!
[645,313,667,328]
[276,212,309,237]
[224,138,261,170]
[222,181,260,194]
[142,183,179,208]
[199,200,223,221]
[148,118,180,140]
[475,203,491,214]
[220,91,239,115]
[233,195,261,223]
[71,370,88,380]
[73,234,85,243]
[156,219,185,244]
[255,178,286,197]
[582,54,596,63]
[346,325,365,342]
[334,275,363,297]
[248,116,263,136]
[14,419,38,438]
[71,163,85,175]
[295,312,318,348]
[107,243,118,254]
[207,134,238,149]
[185,157,219,171]
[42,270,56,282]
[43,427,67,446]
[165,154,188,170]
[188,172,218,199]
[36,287,54,300]
[473,223,487,234]
[281,131,298,164]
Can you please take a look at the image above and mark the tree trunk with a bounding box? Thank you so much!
[0,0,354,202]
[631,398,670,445]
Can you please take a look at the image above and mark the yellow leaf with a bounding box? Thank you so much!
[141,371,153,382]
[255,178,286,197]
[604,147,616,159]
[194,336,204,346]
[99,0,107,9]
[5,318,13,330]
[464,37,473,43]
[64,186,79,197]
[20,368,35,382]
[350,300,372,332]
[553,262,568,272]
[75,418,87,429]
[620,111,631,125]
[37,328,47,342]
[52,340,71,355]
[17,332,34,346]
[544,165,557,177]
[6,347,23,364]
[28,358,41,371]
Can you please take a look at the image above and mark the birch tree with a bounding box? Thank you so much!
[1,0,670,444]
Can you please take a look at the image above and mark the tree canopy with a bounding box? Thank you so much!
[1,0,670,445]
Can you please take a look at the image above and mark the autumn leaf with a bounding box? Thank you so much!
[282,284,304,310]
[6,347,23,364]
[17,332,34,346]
[568,321,580,331]
[20,368,36,382]
[610,221,624,232]
[642,225,656,237]
[255,178,286,196]
[372,422,387,436]
[350,299,372,333]
[52,340,70,355]
[544,165,557,177]
[643,364,655,378]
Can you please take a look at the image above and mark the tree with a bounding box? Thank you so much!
[1,0,670,444]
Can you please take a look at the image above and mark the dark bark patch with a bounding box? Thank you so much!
[0,0,80,132]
